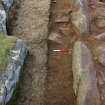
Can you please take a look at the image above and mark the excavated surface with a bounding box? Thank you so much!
[9,0,105,105]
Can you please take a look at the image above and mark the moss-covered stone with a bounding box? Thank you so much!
[0,33,17,71]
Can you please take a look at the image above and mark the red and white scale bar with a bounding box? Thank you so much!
[52,48,71,54]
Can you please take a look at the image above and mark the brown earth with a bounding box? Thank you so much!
[45,0,76,105]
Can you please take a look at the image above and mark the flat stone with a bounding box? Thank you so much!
[95,32,105,40]
[59,27,71,36]
[48,32,62,44]
[96,18,105,28]
[55,10,70,23]
[55,16,69,23]
[72,41,100,105]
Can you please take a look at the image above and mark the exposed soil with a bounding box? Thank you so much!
[9,0,76,105]
[45,0,76,105]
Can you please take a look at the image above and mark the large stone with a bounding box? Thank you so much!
[71,0,90,35]
[72,41,100,105]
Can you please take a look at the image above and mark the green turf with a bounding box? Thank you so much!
[0,34,17,71]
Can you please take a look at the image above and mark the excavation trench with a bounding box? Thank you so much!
[45,0,76,105]
[7,0,105,105]
[8,0,76,105]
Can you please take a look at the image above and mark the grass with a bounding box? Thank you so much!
[6,83,20,105]
[0,33,17,71]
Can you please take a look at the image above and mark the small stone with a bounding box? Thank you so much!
[98,70,105,86]
[94,4,105,28]
[100,88,105,102]
[55,10,70,23]
[59,27,70,36]
[48,32,62,44]
[52,0,56,3]
[96,18,105,28]
[72,41,100,105]
[95,32,105,40]
[55,16,69,23]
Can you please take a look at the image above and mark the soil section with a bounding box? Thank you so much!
[45,0,76,105]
